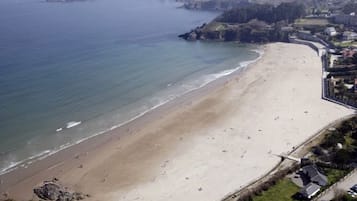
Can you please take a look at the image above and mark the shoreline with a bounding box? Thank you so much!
[1,42,354,201]
[0,45,264,199]
[0,44,263,177]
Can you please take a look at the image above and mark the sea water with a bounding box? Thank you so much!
[0,0,260,174]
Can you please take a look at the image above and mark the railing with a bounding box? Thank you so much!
[288,37,320,55]
[289,36,357,111]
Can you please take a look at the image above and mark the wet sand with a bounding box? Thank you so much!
[1,43,354,201]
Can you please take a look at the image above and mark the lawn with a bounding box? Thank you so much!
[252,178,300,201]
[324,168,350,185]
[204,22,227,31]
[344,135,356,151]
[294,18,329,26]
[333,41,357,48]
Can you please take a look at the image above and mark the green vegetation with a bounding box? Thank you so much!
[323,168,350,185]
[318,117,357,165]
[180,1,309,42]
[342,3,357,15]
[180,19,292,42]
[203,22,229,32]
[333,41,357,48]
[218,2,306,24]
[294,18,329,26]
[293,18,331,34]
[344,135,355,151]
[252,179,299,201]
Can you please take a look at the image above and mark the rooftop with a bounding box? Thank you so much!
[299,182,321,198]
[302,165,328,186]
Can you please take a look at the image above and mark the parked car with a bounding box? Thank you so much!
[347,190,357,197]
[350,184,357,193]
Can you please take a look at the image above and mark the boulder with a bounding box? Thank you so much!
[33,183,61,200]
[33,179,88,201]
[187,32,198,41]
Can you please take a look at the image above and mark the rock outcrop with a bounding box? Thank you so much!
[33,179,89,201]
[182,0,250,11]
[178,20,291,43]
[179,1,305,43]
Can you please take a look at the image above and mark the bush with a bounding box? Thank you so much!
[333,149,353,165]
[316,161,351,170]
[321,131,345,149]
[351,130,357,140]
[338,119,357,134]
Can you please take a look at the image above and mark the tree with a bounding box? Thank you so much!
[321,131,346,149]
[333,149,352,164]
[217,2,305,24]
[342,3,357,15]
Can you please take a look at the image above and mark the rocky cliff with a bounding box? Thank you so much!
[179,2,305,43]
[179,0,306,11]
[179,20,291,43]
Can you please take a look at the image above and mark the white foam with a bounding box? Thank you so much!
[66,121,82,129]
[0,149,52,175]
[0,48,264,176]
[181,47,264,92]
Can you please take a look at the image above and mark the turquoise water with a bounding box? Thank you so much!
[0,0,260,174]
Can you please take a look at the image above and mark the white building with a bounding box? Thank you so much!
[325,27,337,37]
[300,183,321,199]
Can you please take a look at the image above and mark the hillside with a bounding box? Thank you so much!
[179,2,305,42]
[179,0,310,11]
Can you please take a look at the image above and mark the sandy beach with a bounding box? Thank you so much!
[1,42,354,201]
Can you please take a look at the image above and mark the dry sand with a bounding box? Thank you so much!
[2,43,354,201]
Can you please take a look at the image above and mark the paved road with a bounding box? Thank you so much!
[318,170,357,201]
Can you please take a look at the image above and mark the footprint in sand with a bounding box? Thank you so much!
[241,150,247,158]
[160,160,169,168]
